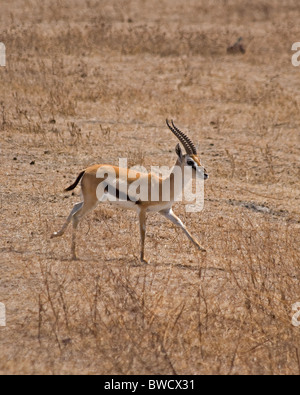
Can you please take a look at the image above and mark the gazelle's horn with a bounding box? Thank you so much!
[166,119,197,155]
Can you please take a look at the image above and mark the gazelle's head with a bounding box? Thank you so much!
[166,119,209,181]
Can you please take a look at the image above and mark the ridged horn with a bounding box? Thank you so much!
[166,119,197,155]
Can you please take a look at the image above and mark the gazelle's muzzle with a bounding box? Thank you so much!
[196,167,209,181]
[204,168,209,180]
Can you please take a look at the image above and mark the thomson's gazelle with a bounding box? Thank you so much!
[51,120,209,263]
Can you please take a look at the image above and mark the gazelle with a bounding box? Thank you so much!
[51,120,209,263]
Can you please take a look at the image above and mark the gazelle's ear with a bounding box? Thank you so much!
[175,143,183,161]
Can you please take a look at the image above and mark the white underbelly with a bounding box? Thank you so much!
[105,200,139,212]
[146,202,172,212]
[100,199,172,213]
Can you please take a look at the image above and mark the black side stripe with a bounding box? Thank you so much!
[104,185,141,204]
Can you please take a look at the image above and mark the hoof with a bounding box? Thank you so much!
[51,231,63,239]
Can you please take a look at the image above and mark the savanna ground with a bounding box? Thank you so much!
[0,0,300,375]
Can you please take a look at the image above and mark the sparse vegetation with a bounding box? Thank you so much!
[0,0,299,375]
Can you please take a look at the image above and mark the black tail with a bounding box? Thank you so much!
[65,171,85,192]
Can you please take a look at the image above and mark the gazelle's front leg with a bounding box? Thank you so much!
[160,209,206,252]
[138,209,148,264]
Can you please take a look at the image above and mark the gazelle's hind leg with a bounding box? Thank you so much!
[51,197,98,260]
[70,198,98,260]
[51,202,84,239]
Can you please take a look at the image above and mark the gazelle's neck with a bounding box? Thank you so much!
[163,159,191,204]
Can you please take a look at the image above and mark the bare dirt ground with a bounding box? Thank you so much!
[0,0,300,375]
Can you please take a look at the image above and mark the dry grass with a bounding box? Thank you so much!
[0,0,300,375]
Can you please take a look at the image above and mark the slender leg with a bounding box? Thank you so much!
[160,209,206,252]
[51,198,98,260]
[71,215,80,260]
[51,202,83,239]
[70,199,98,260]
[138,209,148,264]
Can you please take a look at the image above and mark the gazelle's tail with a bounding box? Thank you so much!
[65,171,85,192]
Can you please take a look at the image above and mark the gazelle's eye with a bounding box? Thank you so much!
[187,160,194,167]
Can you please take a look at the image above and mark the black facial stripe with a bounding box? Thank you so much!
[187,160,197,170]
